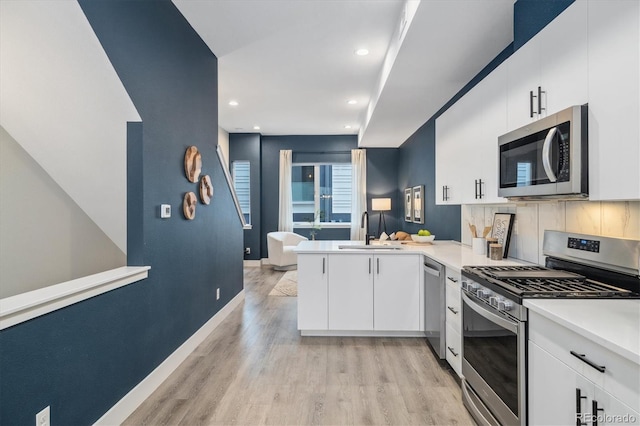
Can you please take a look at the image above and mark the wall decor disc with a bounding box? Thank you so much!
[184,146,202,183]
[199,175,213,204]
[183,192,197,220]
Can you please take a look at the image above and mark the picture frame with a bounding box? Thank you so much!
[404,187,413,222]
[412,185,424,224]
[490,213,515,258]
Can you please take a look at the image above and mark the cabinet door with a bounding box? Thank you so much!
[592,387,640,426]
[507,37,541,130]
[538,0,588,116]
[588,0,640,200]
[297,254,328,330]
[529,341,594,425]
[435,100,463,205]
[373,254,420,331]
[460,63,509,205]
[445,323,462,377]
[327,253,373,330]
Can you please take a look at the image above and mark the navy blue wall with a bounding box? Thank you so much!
[229,133,262,260]
[260,135,357,256]
[0,2,244,424]
[367,148,400,236]
[514,0,574,50]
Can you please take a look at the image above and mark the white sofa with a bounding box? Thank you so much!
[267,232,308,270]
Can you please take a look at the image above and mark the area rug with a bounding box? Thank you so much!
[269,270,297,296]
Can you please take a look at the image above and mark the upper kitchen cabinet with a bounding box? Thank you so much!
[435,62,508,205]
[507,0,588,131]
[587,0,640,201]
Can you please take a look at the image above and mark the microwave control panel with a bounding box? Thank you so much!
[567,237,600,253]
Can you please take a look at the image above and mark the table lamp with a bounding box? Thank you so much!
[371,198,391,238]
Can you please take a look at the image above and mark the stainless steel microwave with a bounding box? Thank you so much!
[498,105,588,199]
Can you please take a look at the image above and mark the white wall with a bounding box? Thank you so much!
[218,127,230,169]
[0,127,126,298]
[462,200,640,265]
[0,1,140,254]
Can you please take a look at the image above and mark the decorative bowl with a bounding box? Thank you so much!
[411,234,435,243]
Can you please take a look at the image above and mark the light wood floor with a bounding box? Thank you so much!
[124,266,474,425]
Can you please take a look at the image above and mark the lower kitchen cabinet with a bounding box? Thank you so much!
[297,254,328,330]
[328,253,421,331]
[529,341,639,426]
[528,311,640,425]
[445,268,462,376]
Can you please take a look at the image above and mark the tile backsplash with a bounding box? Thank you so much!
[462,201,640,265]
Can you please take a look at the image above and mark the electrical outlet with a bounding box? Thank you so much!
[244,247,250,255]
[36,406,50,426]
[216,288,220,300]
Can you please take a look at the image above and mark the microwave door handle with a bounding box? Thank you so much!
[542,127,558,183]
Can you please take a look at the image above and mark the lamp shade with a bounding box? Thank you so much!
[371,198,391,211]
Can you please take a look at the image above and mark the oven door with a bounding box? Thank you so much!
[461,291,526,426]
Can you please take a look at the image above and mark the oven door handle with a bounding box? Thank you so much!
[461,292,519,334]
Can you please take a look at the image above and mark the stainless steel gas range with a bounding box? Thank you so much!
[459,231,640,426]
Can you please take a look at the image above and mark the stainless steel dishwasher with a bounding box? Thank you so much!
[423,256,445,358]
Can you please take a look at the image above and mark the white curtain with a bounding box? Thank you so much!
[278,149,294,232]
[350,149,367,241]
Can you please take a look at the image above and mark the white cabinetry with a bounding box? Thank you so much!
[373,254,421,331]
[297,254,328,330]
[298,253,422,332]
[506,0,588,130]
[435,63,508,205]
[444,269,462,377]
[327,253,372,330]
[528,311,640,425]
[587,0,640,200]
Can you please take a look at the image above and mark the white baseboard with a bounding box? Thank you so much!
[94,290,245,425]
[243,260,262,267]
[261,258,270,266]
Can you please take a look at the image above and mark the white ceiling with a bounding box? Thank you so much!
[173,0,514,148]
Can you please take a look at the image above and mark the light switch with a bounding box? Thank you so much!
[160,204,171,218]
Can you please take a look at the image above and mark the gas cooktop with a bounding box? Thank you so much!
[462,265,639,303]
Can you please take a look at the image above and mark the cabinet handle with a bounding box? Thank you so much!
[447,346,458,357]
[369,258,371,274]
[447,306,459,315]
[537,86,545,115]
[570,351,606,373]
[591,400,604,426]
[530,90,536,117]
[443,185,449,201]
[322,258,325,274]
[576,388,587,426]
[447,276,458,283]
[377,258,380,274]
[479,179,483,199]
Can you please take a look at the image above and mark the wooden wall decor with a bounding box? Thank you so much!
[184,146,202,183]
[199,175,213,205]
[183,192,197,220]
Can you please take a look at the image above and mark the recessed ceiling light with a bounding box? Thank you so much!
[253,126,260,130]
[355,48,369,56]
[228,100,239,106]
[344,125,352,129]
[347,99,358,105]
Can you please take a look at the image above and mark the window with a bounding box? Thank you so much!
[292,163,352,225]
[232,161,251,224]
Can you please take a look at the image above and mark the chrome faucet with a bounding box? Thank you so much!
[361,211,372,245]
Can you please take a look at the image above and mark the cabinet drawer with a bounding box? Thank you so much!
[445,281,461,330]
[529,311,639,411]
[446,323,462,377]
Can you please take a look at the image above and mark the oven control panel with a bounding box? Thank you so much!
[567,237,600,253]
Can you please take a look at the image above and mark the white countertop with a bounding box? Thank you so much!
[295,239,529,271]
[524,299,640,364]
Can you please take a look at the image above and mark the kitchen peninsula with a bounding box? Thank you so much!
[294,239,525,337]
